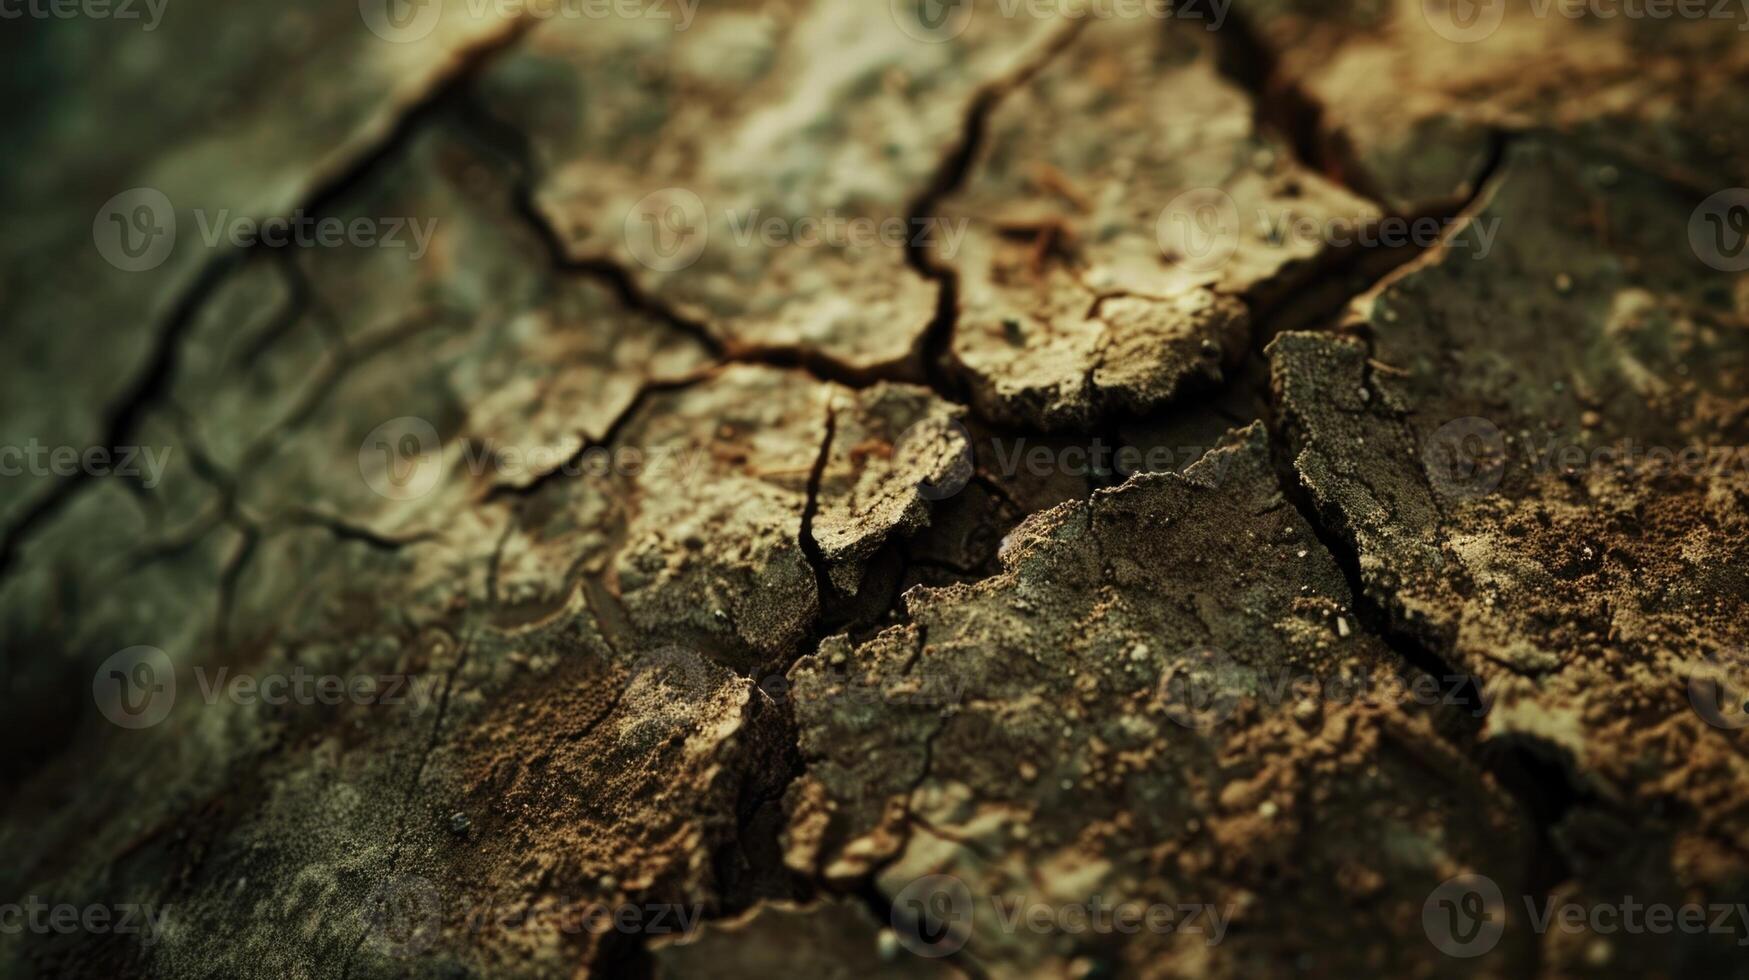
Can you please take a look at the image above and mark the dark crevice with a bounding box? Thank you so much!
[798,403,841,632]
[279,508,438,552]
[905,21,1086,406]
[454,23,1095,412]
[455,89,952,395]
[212,524,259,650]
[1206,1,1381,206]
[1259,371,1585,972]
[339,624,478,980]
[852,878,991,980]
[0,248,239,581]
[446,91,726,361]
[0,25,535,584]
[482,366,714,503]
[1244,129,1512,359]
[1241,127,1584,951]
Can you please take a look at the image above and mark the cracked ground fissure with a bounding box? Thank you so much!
[65,5,1468,911]
[12,7,1749,979]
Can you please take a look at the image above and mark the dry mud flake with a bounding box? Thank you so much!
[473,0,1066,373]
[1233,0,1749,213]
[937,12,1377,431]
[783,426,1536,978]
[1270,137,1749,973]
[170,114,711,540]
[8,601,772,978]
[0,0,520,532]
[570,366,968,671]
[130,368,972,977]
[1,365,968,974]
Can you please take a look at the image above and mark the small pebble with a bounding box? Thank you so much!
[1258,801,1279,819]
[1554,273,1573,293]
[448,811,471,836]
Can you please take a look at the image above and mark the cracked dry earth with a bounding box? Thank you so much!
[4,2,1749,978]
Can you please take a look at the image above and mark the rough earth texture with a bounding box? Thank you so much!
[3,2,1748,979]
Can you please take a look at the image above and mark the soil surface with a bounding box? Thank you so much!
[3,2,1747,978]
